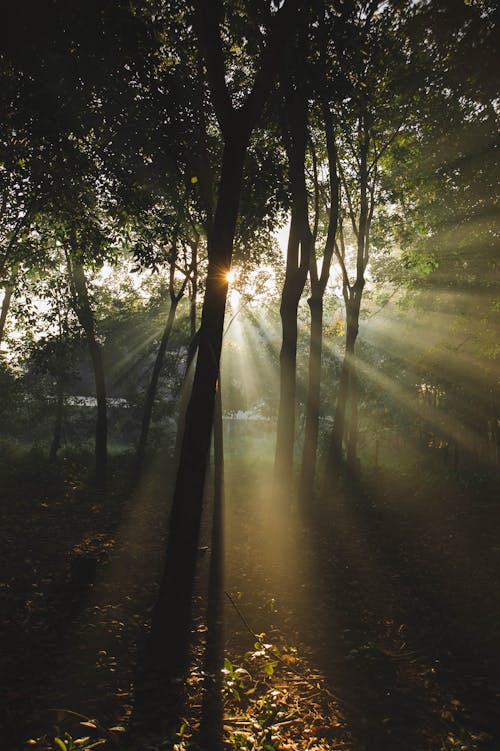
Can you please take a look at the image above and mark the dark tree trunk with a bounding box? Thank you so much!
[326,296,361,479]
[329,340,351,465]
[0,281,14,348]
[135,298,179,479]
[200,380,225,751]
[347,358,360,470]
[49,377,65,463]
[132,2,299,731]
[190,246,198,340]
[134,135,247,726]
[274,237,302,488]
[299,97,339,500]
[274,84,310,492]
[300,295,323,496]
[69,257,107,489]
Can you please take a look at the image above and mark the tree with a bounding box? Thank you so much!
[135,0,300,731]
[274,75,312,493]
[322,1,419,475]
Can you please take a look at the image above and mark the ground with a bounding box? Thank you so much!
[0,448,499,751]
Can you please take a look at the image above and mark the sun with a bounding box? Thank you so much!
[226,269,236,284]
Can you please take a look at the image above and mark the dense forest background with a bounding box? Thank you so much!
[0,1,498,750]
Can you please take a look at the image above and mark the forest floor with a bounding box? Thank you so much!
[1,447,499,751]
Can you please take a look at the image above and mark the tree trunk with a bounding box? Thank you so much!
[0,281,14,349]
[325,297,360,481]
[135,298,179,479]
[190,247,198,340]
[132,2,299,729]
[274,84,310,493]
[300,295,323,497]
[69,257,107,489]
[274,255,302,488]
[135,135,247,724]
[347,358,360,470]
[49,376,65,463]
[200,379,225,751]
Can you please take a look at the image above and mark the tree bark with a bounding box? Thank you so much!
[0,281,14,349]
[299,295,322,495]
[190,244,198,340]
[68,255,107,489]
[326,293,361,477]
[274,219,303,488]
[200,379,225,751]
[299,99,339,499]
[274,84,311,492]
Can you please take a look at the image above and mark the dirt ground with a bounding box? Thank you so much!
[1,453,499,750]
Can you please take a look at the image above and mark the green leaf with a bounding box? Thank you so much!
[54,738,68,751]
[262,661,277,676]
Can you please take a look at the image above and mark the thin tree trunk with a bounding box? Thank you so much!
[347,358,360,470]
[299,97,339,500]
[300,295,323,496]
[0,281,14,348]
[49,376,65,463]
[190,248,198,340]
[326,301,359,478]
[330,344,350,464]
[135,298,179,479]
[68,256,107,489]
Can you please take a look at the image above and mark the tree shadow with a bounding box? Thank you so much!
[299,468,500,750]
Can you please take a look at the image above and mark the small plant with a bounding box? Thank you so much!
[222,657,253,701]
[28,732,101,751]
[439,729,493,751]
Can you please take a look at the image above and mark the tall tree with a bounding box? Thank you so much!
[324,1,418,474]
[65,236,108,488]
[136,0,300,730]
[274,77,312,493]
[299,100,340,498]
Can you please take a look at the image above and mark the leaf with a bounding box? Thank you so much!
[263,661,278,676]
[54,738,68,751]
